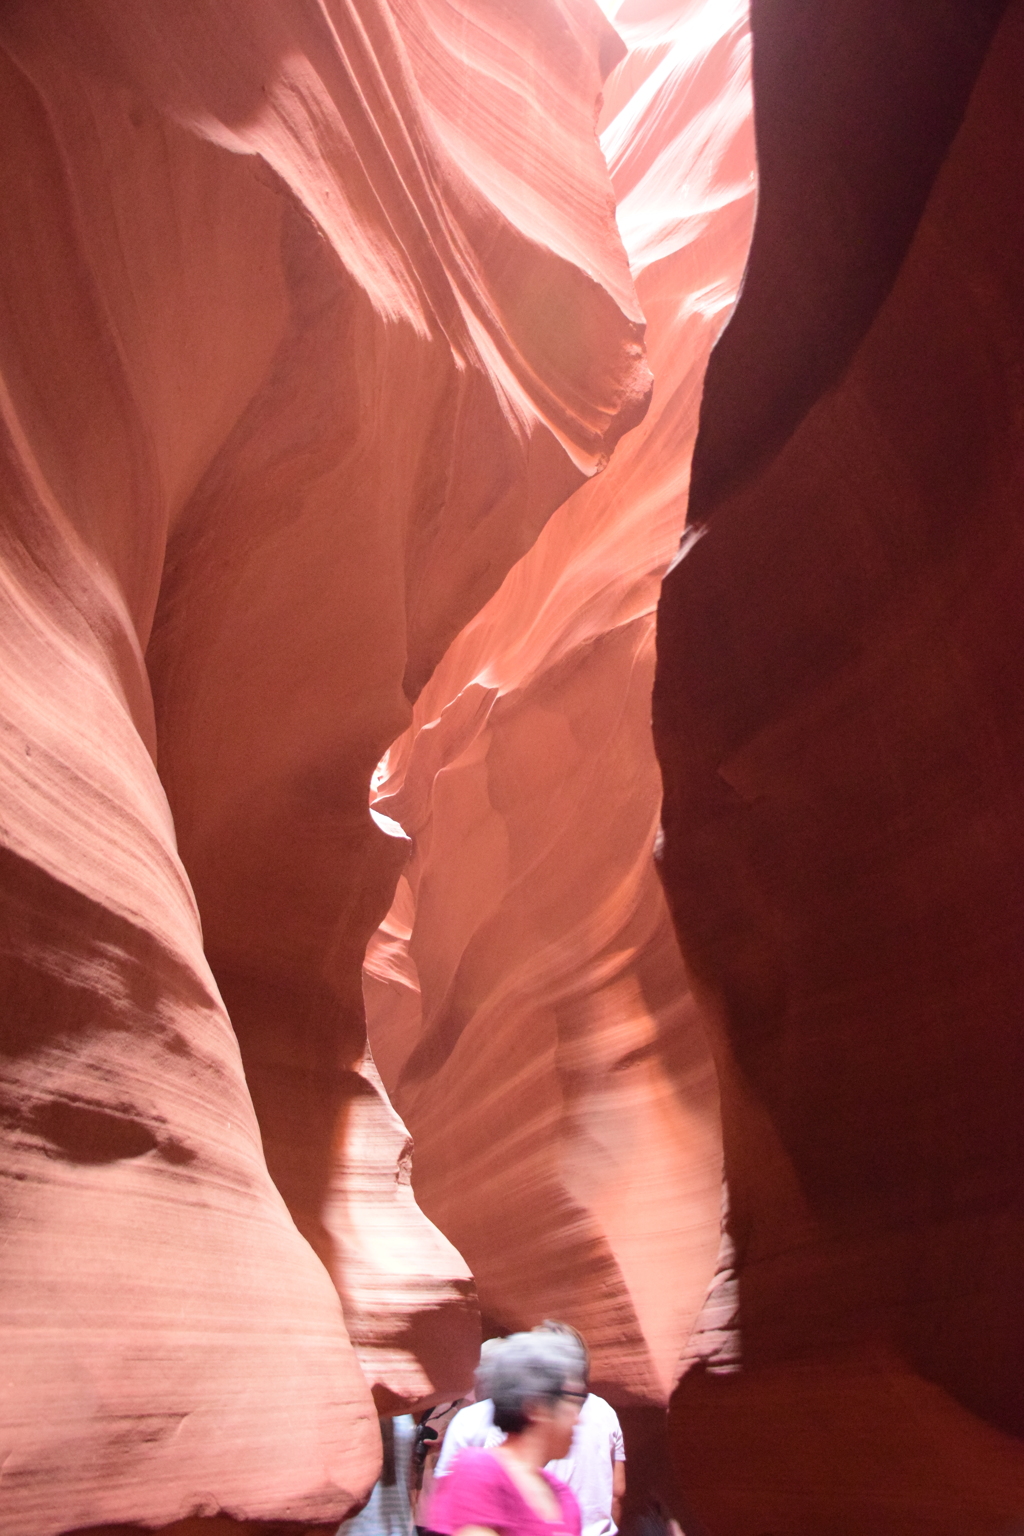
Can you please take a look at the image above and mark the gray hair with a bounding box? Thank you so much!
[488,1331,584,1434]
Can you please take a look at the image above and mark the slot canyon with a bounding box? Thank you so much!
[1,0,1023,1533]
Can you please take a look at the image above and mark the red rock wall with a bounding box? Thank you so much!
[654,0,1024,1529]
[363,0,755,1406]
[0,2,648,1530]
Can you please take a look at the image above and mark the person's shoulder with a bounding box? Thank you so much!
[580,1394,624,1453]
[449,1446,504,1482]
[448,1399,494,1438]
[428,1448,507,1535]
[581,1394,621,1428]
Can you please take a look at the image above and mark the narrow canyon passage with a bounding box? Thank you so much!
[1,1,1024,1534]
[361,0,755,1408]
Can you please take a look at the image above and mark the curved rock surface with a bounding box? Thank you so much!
[0,2,648,1530]
[364,0,754,1406]
[326,1047,477,1413]
[655,0,1024,1528]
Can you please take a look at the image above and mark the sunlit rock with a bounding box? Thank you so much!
[0,1,647,1529]
[364,0,755,1406]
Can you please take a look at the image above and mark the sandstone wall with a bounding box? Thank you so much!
[0,2,648,1530]
[364,0,755,1406]
[654,1,1024,1529]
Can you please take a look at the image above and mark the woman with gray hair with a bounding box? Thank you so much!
[426,1332,586,1536]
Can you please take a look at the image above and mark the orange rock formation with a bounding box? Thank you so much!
[655,1,1024,1529]
[364,0,754,1405]
[8,0,1022,1529]
[0,2,648,1530]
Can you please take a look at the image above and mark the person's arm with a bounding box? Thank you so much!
[609,1411,626,1529]
[455,1526,499,1536]
[611,1461,625,1527]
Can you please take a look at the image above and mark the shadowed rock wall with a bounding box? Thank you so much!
[0,1,649,1531]
[364,0,755,1406]
[654,0,1024,1528]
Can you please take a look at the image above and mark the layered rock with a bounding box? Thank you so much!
[326,1048,477,1413]
[654,0,1024,1528]
[364,0,755,1404]
[0,2,648,1530]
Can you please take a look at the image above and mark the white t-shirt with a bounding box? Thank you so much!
[433,1394,625,1536]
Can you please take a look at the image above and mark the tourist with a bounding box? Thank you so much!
[435,1325,625,1536]
[340,1414,417,1536]
[414,1399,473,1531]
[426,1331,586,1536]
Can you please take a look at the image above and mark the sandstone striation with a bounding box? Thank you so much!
[0,1,648,1530]
[325,1047,478,1413]
[364,0,754,1405]
[654,0,1024,1529]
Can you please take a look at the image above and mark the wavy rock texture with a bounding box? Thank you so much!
[363,0,754,1406]
[655,0,1024,1529]
[0,1,648,1531]
[327,1047,477,1413]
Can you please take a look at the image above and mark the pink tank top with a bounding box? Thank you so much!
[427,1448,582,1536]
